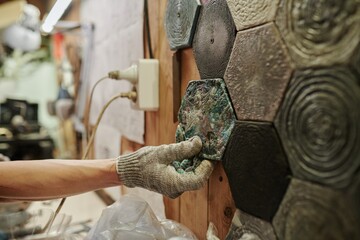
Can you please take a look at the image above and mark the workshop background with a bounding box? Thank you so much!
[0,0,359,239]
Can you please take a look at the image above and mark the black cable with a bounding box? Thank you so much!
[144,0,154,59]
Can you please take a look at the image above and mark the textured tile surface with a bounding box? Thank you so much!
[165,0,201,50]
[225,209,277,240]
[275,68,360,189]
[174,79,236,172]
[224,23,293,122]
[192,0,236,79]
[276,0,360,68]
[222,121,290,221]
[226,0,280,31]
[273,179,360,240]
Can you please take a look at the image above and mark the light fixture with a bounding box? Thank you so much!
[41,0,72,34]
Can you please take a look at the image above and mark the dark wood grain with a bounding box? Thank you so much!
[276,0,360,68]
[164,0,201,50]
[224,23,294,122]
[222,121,290,222]
[192,0,236,79]
[226,0,280,31]
[275,67,360,189]
[273,179,360,240]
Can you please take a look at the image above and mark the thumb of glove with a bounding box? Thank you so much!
[159,136,203,164]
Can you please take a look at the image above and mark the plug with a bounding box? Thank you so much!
[108,59,159,111]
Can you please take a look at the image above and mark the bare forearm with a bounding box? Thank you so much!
[0,159,121,201]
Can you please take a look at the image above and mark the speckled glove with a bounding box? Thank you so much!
[115,136,214,198]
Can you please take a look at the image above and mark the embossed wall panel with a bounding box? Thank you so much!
[273,179,360,240]
[226,0,280,31]
[224,23,294,122]
[165,0,201,50]
[175,79,236,172]
[275,68,360,189]
[276,0,360,68]
[225,209,277,240]
[222,121,290,221]
[192,0,236,79]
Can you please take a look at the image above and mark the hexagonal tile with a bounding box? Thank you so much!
[226,0,280,31]
[222,121,290,222]
[192,0,236,79]
[225,209,277,240]
[174,79,236,172]
[275,0,360,68]
[165,0,201,50]
[224,23,294,122]
[273,179,360,240]
[275,67,360,189]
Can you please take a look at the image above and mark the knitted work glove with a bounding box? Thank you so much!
[116,136,214,198]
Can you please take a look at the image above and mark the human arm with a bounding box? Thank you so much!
[0,136,214,201]
[0,159,120,201]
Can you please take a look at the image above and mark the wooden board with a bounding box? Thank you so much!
[144,1,234,238]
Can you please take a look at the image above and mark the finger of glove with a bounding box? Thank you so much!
[168,160,215,192]
[159,136,202,164]
[166,191,183,199]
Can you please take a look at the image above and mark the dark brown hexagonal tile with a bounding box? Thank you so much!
[275,67,360,189]
[174,79,236,172]
[225,209,277,240]
[275,0,360,68]
[222,121,290,222]
[164,0,201,50]
[226,0,280,31]
[224,23,294,122]
[192,0,236,79]
[273,179,360,240]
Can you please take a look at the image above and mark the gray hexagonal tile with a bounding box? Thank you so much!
[174,79,236,172]
[225,209,277,240]
[226,0,280,31]
[273,179,360,240]
[192,0,236,79]
[222,121,290,222]
[275,67,360,189]
[224,23,294,122]
[275,0,360,68]
[164,0,201,50]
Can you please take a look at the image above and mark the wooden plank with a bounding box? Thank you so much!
[209,163,236,239]
[179,184,209,239]
[177,48,209,239]
[144,0,181,221]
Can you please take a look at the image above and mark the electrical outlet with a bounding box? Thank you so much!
[132,59,159,111]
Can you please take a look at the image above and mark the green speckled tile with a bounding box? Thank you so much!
[174,79,236,172]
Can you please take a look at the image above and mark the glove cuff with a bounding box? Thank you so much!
[115,151,144,188]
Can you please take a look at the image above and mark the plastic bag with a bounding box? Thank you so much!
[86,195,197,240]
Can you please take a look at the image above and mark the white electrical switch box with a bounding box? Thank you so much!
[133,59,159,111]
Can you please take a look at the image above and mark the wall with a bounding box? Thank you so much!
[145,1,235,239]
[145,1,360,240]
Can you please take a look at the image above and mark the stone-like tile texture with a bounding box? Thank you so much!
[174,79,236,172]
[275,67,360,189]
[273,179,360,240]
[165,0,201,50]
[276,0,360,68]
[226,0,280,31]
[224,23,293,122]
[225,209,277,240]
[222,121,290,221]
[192,0,236,79]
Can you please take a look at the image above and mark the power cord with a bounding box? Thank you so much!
[144,0,154,59]
[47,90,136,234]
[86,76,108,141]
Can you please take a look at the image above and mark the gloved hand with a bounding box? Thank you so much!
[116,136,214,198]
